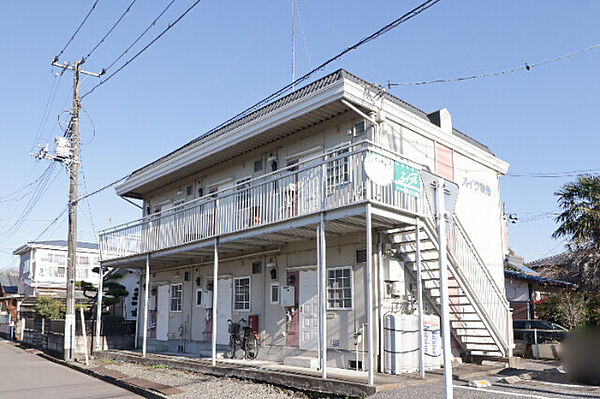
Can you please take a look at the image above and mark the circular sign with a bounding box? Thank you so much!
[364,153,393,186]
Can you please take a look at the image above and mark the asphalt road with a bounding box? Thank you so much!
[0,340,141,399]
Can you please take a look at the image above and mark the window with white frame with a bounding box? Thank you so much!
[195,288,203,307]
[234,277,251,311]
[270,283,280,304]
[170,283,183,312]
[326,148,350,191]
[353,120,366,136]
[327,266,353,310]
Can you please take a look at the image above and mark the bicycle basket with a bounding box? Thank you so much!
[228,323,240,335]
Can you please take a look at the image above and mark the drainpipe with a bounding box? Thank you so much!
[142,254,150,357]
[95,265,103,352]
[212,238,219,366]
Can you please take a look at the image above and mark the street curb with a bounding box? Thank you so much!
[8,341,167,399]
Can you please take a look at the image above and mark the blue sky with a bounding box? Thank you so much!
[1,0,598,270]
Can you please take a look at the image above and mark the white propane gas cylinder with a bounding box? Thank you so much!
[430,314,443,368]
[384,313,420,374]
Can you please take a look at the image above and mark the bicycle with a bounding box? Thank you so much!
[227,318,260,360]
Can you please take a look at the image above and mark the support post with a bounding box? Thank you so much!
[366,204,374,386]
[319,213,327,379]
[134,276,141,349]
[436,178,453,399]
[212,238,219,366]
[416,218,425,379]
[94,265,103,351]
[142,254,150,357]
[377,237,384,374]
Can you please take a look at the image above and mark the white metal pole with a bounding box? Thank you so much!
[134,276,140,349]
[212,238,219,366]
[320,213,327,379]
[80,306,89,366]
[436,178,453,399]
[142,254,150,357]
[94,265,103,351]
[377,237,384,374]
[416,218,425,379]
[316,223,321,370]
[366,203,374,386]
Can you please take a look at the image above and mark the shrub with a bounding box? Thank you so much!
[34,297,65,320]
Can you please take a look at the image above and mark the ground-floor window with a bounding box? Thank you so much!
[234,276,251,311]
[327,266,353,310]
[170,283,183,312]
[270,283,280,304]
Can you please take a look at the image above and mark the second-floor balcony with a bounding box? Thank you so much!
[99,141,430,264]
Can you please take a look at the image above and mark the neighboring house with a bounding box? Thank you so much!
[99,69,512,372]
[13,240,100,297]
[0,270,22,339]
[504,254,576,319]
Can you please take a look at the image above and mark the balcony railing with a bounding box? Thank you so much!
[99,141,426,262]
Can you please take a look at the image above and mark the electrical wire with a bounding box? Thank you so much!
[76,175,128,204]
[388,41,600,86]
[84,0,138,62]
[56,0,101,60]
[81,0,203,99]
[160,0,441,145]
[104,0,177,72]
[506,168,600,178]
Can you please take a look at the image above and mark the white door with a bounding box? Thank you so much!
[216,278,232,345]
[297,154,322,215]
[299,269,319,350]
[156,285,170,341]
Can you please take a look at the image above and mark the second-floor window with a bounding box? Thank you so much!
[327,148,350,190]
[170,283,183,312]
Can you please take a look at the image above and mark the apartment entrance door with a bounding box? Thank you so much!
[156,284,169,341]
[299,269,319,350]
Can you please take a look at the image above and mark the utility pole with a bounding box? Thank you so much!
[50,57,102,361]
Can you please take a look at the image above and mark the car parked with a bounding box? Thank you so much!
[513,319,568,344]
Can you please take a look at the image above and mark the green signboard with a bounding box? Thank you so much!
[394,161,421,198]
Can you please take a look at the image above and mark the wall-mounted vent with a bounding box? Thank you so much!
[331,338,340,347]
[184,271,190,281]
[349,360,363,370]
[356,249,367,264]
[252,261,262,274]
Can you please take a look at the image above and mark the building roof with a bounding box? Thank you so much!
[122,69,494,190]
[0,271,19,294]
[504,269,577,288]
[528,251,573,268]
[12,240,98,255]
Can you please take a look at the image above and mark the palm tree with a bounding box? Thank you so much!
[553,175,600,246]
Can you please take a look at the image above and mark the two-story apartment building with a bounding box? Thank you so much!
[13,240,100,296]
[99,70,511,380]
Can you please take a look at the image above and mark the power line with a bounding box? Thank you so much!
[84,0,138,62]
[55,0,101,60]
[506,167,600,178]
[76,175,128,204]
[104,0,177,72]
[388,41,600,87]
[176,0,441,145]
[81,0,203,99]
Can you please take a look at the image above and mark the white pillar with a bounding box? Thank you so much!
[142,254,150,357]
[366,204,374,386]
[212,238,219,366]
[95,265,103,351]
[416,218,425,379]
[319,213,327,379]
[436,178,453,399]
[377,237,384,374]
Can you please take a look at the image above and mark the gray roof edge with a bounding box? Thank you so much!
[121,68,494,190]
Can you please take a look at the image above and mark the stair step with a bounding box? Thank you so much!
[283,356,318,369]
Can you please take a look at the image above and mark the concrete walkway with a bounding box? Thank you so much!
[0,340,141,399]
[96,349,505,397]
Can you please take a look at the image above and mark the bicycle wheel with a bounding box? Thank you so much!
[245,334,259,360]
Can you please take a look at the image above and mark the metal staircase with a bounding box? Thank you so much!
[388,215,512,358]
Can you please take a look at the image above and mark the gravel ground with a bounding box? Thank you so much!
[86,359,310,399]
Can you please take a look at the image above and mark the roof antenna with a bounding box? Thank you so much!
[291,0,295,91]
